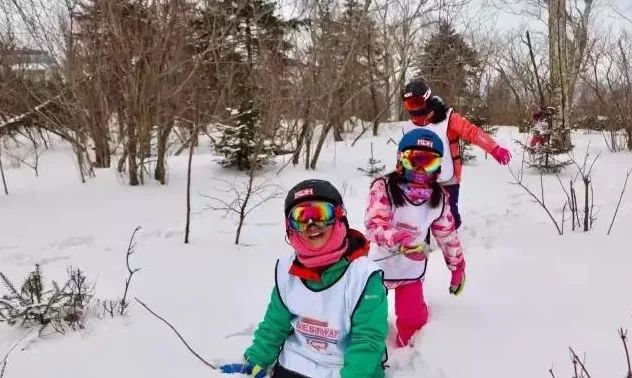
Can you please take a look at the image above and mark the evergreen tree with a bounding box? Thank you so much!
[191,0,297,104]
[212,100,275,171]
[357,142,385,177]
[415,22,481,110]
[192,0,297,170]
[416,22,496,163]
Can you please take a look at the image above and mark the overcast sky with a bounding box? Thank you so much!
[467,0,631,33]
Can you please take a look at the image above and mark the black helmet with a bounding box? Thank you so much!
[402,77,432,100]
[284,179,344,216]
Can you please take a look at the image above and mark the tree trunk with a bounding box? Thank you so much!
[154,125,171,185]
[618,40,632,151]
[366,29,380,136]
[292,120,309,166]
[304,129,311,171]
[235,169,255,245]
[127,120,139,186]
[332,89,345,142]
[92,125,111,168]
[549,0,571,151]
[89,95,111,168]
[397,67,407,121]
[332,119,344,142]
[310,122,333,170]
[184,128,197,244]
[0,144,8,195]
[583,178,590,232]
[383,45,395,122]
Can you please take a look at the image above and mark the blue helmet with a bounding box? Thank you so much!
[398,128,444,157]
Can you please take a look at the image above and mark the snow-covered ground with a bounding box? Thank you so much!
[1,124,631,378]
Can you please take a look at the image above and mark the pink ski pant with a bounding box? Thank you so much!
[392,279,428,346]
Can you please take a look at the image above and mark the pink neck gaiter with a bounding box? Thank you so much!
[289,221,348,268]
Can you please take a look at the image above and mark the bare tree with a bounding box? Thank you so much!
[489,30,543,127]
[375,0,469,120]
[568,145,599,231]
[509,164,565,235]
[119,226,141,315]
[184,125,198,244]
[203,171,282,245]
[489,0,595,150]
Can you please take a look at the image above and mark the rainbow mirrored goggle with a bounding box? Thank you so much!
[399,149,442,174]
[287,201,343,232]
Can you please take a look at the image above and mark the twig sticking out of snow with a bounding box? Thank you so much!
[0,330,37,378]
[607,168,632,235]
[134,298,217,370]
[569,347,592,378]
[568,144,600,232]
[619,328,632,378]
[509,165,564,235]
[120,227,141,315]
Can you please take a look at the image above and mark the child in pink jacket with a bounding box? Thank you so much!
[365,128,465,348]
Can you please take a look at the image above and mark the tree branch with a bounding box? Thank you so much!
[135,298,216,370]
[569,347,592,378]
[618,328,632,378]
[120,226,141,315]
[607,168,632,235]
[509,166,563,235]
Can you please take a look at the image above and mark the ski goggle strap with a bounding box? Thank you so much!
[399,150,442,174]
[287,201,344,232]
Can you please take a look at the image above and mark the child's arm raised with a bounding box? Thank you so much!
[449,112,497,154]
[341,271,388,378]
[449,112,511,165]
[430,198,466,295]
[244,285,293,368]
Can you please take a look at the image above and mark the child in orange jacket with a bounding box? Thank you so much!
[401,77,512,228]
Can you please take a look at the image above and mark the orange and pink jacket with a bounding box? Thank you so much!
[436,112,498,184]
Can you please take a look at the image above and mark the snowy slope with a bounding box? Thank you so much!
[1,124,631,378]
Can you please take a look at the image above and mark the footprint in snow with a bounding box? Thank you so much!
[163,230,183,239]
[386,348,448,378]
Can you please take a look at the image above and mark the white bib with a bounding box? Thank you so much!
[369,188,445,281]
[402,109,455,183]
[275,255,381,378]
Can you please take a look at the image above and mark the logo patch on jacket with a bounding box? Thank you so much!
[296,317,339,352]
